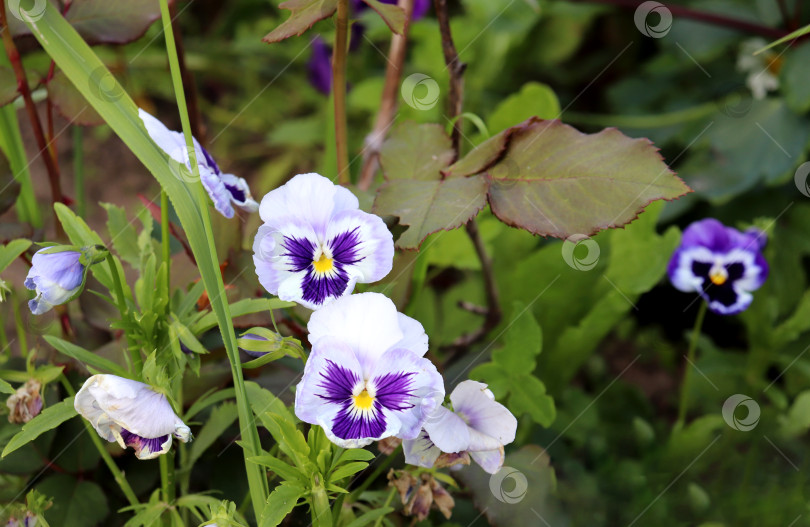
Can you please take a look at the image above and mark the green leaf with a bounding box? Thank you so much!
[249,454,305,483]
[780,41,810,113]
[101,202,141,268]
[3,397,78,457]
[184,387,235,421]
[192,298,294,333]
[0,66,16,107]
[487,82,561,133]
[379,122,455,181]
[344,507,394,527]
[48,71,105,126]
[262,0,338,44]
[188,402,238,467]
[483,118,690,238]
[374,176,489,250]
[508,375,556,427]
[0,378,14,395]
[171,320,208,355]
[491,301,542,373]
[360,0,405,34]
[0,239,32,273]
[259,482,306,527]
[43,335,130,378]
[35,475,108,527]
[0,106,41,227]
[755,22,810,54]
[0,152,19,215]
[334,447,375,466]
[329,461,369,482]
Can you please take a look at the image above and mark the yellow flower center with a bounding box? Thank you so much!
[353,389,374,410]
[313,254,334,274]
[709,265,728,286]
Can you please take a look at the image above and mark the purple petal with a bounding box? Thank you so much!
[308,37,332,95]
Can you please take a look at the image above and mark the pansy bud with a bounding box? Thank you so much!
[74,374,191,460]
[237,327,304,362]
[6,379,43,424]
[24,247,85,315]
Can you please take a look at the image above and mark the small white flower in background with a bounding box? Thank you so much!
[74,374,191,460]
[6,379,43,424]
[139,109,259,218]
[0,278,11,302]
[403,380,517,474]
[737,38,781,100]
[24,248,85,315]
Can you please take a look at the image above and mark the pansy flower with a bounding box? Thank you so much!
[24,248,85,315]
[75,374,191,460]
[668,218,768,315]
[294,293,444,448]
[139,109,258,219]
[252,173,394,310]
[403,380,517,474]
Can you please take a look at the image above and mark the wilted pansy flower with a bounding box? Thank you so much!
[403,380,517,474]
[24,248,85,315]
[75,374,191,460]
[139,109,258,219]
[737,38,780,100]
[668,218,768,315]
[253,173,394,310]
[294,293,443,448]
[6,379,42,424]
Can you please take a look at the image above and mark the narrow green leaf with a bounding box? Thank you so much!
[0,106,41,227]
[344,507,394,527]
[184,387,235,421]
[755,22,810,54]
[171,320,208,354]
[329,461,369,482]
[0,239,31,273]
[3,397,78,457]
[191,298,294,333]
[43,335,130,378]
[259,483,305,527]
[0,378,14,395]
[187,402,238,468]
[248,454,305,483]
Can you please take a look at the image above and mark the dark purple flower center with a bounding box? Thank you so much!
[692,261,745,307]
[120,428,169,456]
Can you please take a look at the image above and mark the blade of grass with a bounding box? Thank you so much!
[0,106,42,227]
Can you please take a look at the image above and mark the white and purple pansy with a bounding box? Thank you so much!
[252,173,394,310]
[24,247,85,315]
[294,293,443,448]
[403,380,517,474]
[668,218,768,315]
[74,374,191,460]
[139,109,258,219]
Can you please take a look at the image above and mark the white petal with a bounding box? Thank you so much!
[403,430,442,468]
[393,313,429,357]
[139,109,188,165]
[423,406,470,453]
[451,380,517,448]
[325,209,394,284]
[470,447,505,474]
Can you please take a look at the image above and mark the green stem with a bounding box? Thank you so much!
[157,0,269,518]
[348,445,400,502]
[161,191,171,306]
[310,476,333,527]
[73,126,85,219]
[333,0,350,184]
[159,189,175,520]
[563,102,721,129]
[675,301,708,430]
[105,253,141,376]
[12,289,27,356]
[59,375,140,507]
[374,487,396,527]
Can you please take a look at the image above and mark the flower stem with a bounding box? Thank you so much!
[73,126,86,219]
[675,300,708,430]
[349,445,401,502]
[105,252,141,375]
[374,487,397,527]
[333,0,350,184]
[12,289,28,356]
[161,191,171,301]
[59,375,140,507]
[157,0,269,518]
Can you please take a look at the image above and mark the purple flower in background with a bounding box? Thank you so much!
[351,0,430,20]
[252,173,394,310]
[668,218,768,315]
[403,380,517,474]
[139,109,258,219]
[75,374,191,460]
[294,293,444,448]
[24,248,84,315]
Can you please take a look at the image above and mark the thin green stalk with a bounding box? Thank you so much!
[374,487,396,527]
[159,189,176,520]
[675,301,708,430]
[333,0,350,184]
[349,445,401,502]
[157,0,269,518]
[0,304,8,354]
[59,375,140,507]
[73,126,86,219]
[161,191,171,280]
[310,475,333,527]
[12,289,27,356]
[0,106,42,227]
[105,253,141,375]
